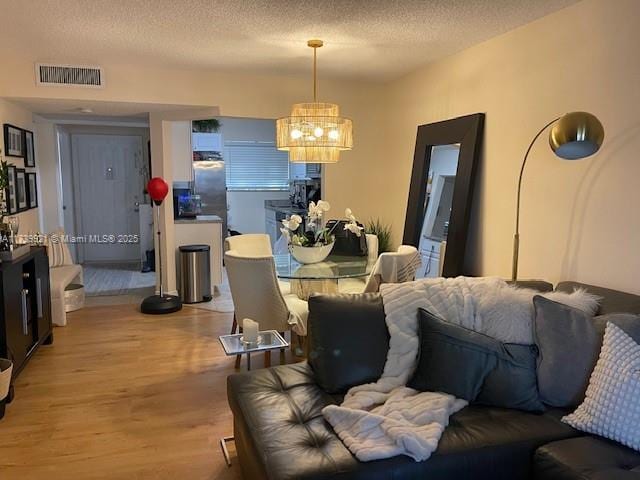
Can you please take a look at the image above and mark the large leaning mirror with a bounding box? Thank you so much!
[403,113,485,278]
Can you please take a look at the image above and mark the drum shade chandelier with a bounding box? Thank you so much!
[276,39,353,163]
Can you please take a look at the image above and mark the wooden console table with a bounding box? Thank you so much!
[0,247,53,402]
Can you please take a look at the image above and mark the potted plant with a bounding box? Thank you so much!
[0,358,12,419]
[281,201,364,264]
[192,119,222,133]
[366,218,393,253]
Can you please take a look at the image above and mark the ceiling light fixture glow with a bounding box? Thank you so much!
[276,39,353,163]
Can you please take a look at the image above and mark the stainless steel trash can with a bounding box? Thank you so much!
[178,245,212,303]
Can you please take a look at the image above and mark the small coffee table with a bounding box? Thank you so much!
[218,330,289,371]
[218,329,289,466]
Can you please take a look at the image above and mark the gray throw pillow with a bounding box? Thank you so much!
[533,296,640,408]
[408,309,544,412]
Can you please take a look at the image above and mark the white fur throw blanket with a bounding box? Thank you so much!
[323,276,599,462]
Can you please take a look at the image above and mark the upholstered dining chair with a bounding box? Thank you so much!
[340,245,421,294]
[224,233,273,256]
[224,250,308,367]
[365,233,379,261]
[224,233,291,295]
[337,233,379,293]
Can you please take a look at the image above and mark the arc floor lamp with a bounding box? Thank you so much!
[512,111,604,281]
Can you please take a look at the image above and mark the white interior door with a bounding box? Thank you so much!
[71,134,144,263]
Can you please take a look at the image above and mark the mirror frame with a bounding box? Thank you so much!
[403,113,485,277]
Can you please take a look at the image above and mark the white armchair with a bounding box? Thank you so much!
[47,230,83,327]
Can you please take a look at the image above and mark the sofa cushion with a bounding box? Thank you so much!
[409,309,544,411]
[556,281,640,315]
[563,323,640,452]
[534,296,640,408]
[227,362,579,480]
[307,293,389,394]
[408,309,496,401]
[534,437,640,480]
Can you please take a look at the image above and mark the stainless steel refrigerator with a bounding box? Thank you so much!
[193,152,227,235]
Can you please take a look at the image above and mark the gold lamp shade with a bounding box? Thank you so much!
[276,102,353,163]
[276,40,353,163]
[549,111,604,160]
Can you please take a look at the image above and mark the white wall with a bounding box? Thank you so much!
[378,0,640,293]
[0,99,40,234]
[34,120,62,233]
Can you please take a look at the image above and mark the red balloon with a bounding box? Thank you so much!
[147,177,169,203]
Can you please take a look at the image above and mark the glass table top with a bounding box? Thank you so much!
[219,330,288,355]
[274,254,376,280]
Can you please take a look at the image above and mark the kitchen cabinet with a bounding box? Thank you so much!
[265,209,280,247]
[174,216,224,287]
[192,132,222,152]
[417,237,446,279]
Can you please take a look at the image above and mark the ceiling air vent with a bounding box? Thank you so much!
[35,63,104,88]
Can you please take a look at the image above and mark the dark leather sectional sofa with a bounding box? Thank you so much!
[227,281,640,479]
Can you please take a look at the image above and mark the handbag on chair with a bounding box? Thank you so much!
[325,219,368,256]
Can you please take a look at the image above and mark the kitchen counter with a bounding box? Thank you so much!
[174,215,223,224]
[174,216,224,286]
[264,200,306,215]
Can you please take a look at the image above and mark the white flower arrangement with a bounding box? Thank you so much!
[344,208,364,237]
[281,201,363,248]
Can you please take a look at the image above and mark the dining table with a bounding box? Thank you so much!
[274,253,376,300]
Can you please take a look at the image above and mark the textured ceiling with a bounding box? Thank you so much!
[1,0,577,81]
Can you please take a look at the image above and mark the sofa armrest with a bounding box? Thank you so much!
[307,293,389,394]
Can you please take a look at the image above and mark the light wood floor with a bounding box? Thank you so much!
[0,304,287,479]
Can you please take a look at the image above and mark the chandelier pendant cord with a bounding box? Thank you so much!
[313,44,318,102]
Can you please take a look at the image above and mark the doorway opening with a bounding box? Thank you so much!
[58,125,156,300]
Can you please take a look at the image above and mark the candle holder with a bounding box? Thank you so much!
[240,335,263,347]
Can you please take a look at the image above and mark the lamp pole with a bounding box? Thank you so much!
[512,117,560,281]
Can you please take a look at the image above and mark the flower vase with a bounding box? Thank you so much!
[290,242,334,264]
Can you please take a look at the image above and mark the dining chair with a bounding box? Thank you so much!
[225,232,291,294]
[340,245,422,294]
[224,250,309,367]
[364,245,422,292]
[365,233,379,260]
[337,234,379,293]
[224,233,273,256]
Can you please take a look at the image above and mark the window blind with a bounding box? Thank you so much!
[225,144,290,191]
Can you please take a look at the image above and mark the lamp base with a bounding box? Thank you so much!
[140,294,182,315]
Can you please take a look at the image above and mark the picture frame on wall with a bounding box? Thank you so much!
[5,165,17,214]
[16,168,27,212]
[24,129,35,167]
[26,172,38,209]
[3,124,24,157]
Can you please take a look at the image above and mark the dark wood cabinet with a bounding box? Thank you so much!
[0,247,53,383]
